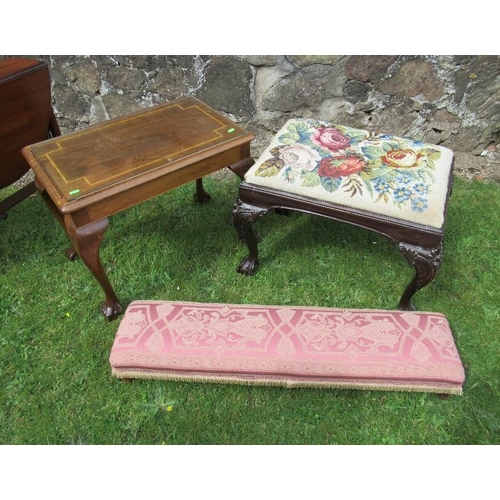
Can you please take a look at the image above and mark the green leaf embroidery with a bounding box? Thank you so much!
[361,145,386,160]
[302,172,321,187]
[255,158,284,177]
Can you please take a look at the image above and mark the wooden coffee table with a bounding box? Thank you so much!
[22,97,255,320]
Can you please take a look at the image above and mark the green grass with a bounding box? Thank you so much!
[1,174,499,444]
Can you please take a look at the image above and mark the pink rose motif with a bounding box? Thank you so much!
[318,155,365,178]
[278,143,321,171]
[381,149,420,168]
[311,127,351,152]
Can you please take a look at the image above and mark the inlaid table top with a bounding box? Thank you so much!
[24,96,253,214]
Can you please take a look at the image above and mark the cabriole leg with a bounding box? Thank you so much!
[64,215,123,320]
[398,241,443,311]
[232,199,268,275]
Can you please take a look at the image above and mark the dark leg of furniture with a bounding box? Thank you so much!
[194,178,211,203]
[193,158,255,204]
[64,215,123,320]
[232,186,447,311]
[398,242,443,311]
[232,199,268,275]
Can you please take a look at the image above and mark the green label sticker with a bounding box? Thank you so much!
[69,189,80,195]
[227,128,235,133]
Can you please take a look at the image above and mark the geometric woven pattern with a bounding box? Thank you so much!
[244,119,454,228]
[110,301,465,394]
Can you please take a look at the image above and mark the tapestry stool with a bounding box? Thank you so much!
[109,300,465,395]
[232,119,455,311]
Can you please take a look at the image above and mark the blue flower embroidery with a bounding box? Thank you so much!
[374,179,391,194]
[411,197,428,212]
[413,182,429,195]
[396,172,413,185]
[393,187,412,203]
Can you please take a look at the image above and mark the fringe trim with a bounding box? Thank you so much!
[111,368,463,395]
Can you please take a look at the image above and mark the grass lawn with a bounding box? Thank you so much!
[1,174,499,445]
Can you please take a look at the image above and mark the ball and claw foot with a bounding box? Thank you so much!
[237,256,258,276]
[101,301,124,321]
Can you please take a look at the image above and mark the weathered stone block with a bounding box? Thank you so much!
[195,56,254,119]
[378,59,445,102]
[345,55,398,82]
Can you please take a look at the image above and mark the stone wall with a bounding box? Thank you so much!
[5,55,500,180]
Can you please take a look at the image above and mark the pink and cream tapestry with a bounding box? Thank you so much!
[109,301,465,394]
[244,119,454,229]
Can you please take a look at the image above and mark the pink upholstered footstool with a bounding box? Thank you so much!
[109,300,465,395]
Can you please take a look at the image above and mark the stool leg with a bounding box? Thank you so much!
[398,242,443,311]
[232,199,268,275]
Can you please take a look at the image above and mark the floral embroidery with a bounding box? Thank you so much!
[311,127,351,152]
[279,143,320,172]
[254,120,443,213]
[317,155,365,179]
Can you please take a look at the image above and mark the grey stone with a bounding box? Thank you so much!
[316,98,347,122]
[62,59,101,97]
[166,56,205,90]
[288,55,345,67]
[107,66,148,92]
[110,55,161,72]
[52,83,90,123]
[194,56,255,119]
[149,66,188,100]
[441,124,486,152]
[342,80,372,104]
[102,92,142,119]
[378,59,445,102]
[345,55,398,82]
[370,102,417,136]
[240,55,286,66]
[254,59,296,109]
[89,96,110,125]
[422,108,462,143]
[463,56,500,123]
[261,61,347,112]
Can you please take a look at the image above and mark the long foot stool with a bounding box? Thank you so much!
[109,300,465,395]
[232,119,455,311]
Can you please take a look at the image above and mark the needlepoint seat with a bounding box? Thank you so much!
[232,119,455,311]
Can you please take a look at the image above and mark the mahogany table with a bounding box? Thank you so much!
[22,97,255,320]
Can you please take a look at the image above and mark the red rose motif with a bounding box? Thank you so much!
[311,127,351,152]
[318,156,365,178]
